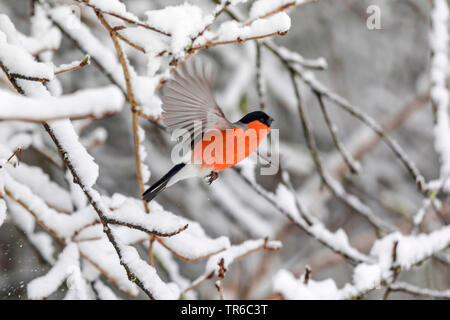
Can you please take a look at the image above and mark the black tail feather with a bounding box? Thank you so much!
[142,163,185,203]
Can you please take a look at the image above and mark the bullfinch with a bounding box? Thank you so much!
[143,61,274,202]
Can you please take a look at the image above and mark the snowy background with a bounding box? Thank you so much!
[0,0,449,300]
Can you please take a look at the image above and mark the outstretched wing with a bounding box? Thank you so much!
[162,60,232,151]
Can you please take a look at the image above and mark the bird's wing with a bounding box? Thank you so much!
[162,60,232,150]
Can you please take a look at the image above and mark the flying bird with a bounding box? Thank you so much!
[142,60,274,203]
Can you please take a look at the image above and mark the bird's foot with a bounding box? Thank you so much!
[205,171,219,185]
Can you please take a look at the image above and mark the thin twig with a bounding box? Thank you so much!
[303,265,311,284]
[216,258,226,300]
[190,31,287,53]
[0,55,156,299]
[289,71,391,233]
[256,41,265,109]
[96,12,150,214]
[244,0,317,26]
[54,56,90,75]
[7,147,22,166]
[315,92,360,174]
[263,41,428,195]
[233,167,371,265]
[73,0,171,36]
[383,240,400,299]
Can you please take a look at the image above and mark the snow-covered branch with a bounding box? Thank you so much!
[0,86,123,122]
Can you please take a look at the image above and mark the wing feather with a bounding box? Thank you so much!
[162,60,231,151]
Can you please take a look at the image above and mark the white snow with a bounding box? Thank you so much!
[274,225,450,300]
[145,3,213,56]
[86,0,139,21]
[159,217,230,261]
[64,265,92,300]
[0,86,124,121]
[7,163,73,212]
[49,6,126,91]
[278,45,328,69]
[430,0,450,192]
[0,199,6,227]
[137,126,151,185]
[94,280,120,300]
[152,242,195,299]
[105,197,188,236]
[28,231,56,264]
[0,29,54,80]
[275,183,370,263]
[77,238,139,296]
[111,229,180,299]
[48,120,100,188]
[215,13,291,42]
[205,238,281,275]
[3,170,98,239]
[27,243,80,299]
[352,263,382,292]
[273,269,344,300]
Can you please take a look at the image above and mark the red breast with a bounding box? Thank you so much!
[191,120,270,171]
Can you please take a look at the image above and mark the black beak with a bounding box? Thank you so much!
[267,117,274,126]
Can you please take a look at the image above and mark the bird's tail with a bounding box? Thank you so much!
[142,163,186,203]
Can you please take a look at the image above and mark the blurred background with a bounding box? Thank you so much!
[1,0,448,299]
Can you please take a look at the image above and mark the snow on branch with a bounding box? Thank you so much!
[158,218,230,261]
[191,12,291,53]
[0,86,124,122]
[0,28,54,82]
[234,166,371,264]
[264,41,428,195]
[0,198,6,227]
[0,21,175,298]
[104,197,188,237]
[27,243,80,299]
[77,238,139,296]
[3,170,97,241]
[273,224,450,299]
[183,238,281,294]
[64,265,93,300]
[6,163,73,212]
[389,282,450,299]
[73,0,171,36]
[430,0,450,192]
[111,228,180,299]
[48,6,126,92]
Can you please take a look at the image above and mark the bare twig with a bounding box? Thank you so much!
[256,41,265,109]
[303,265,311,284]
[383,240,399,300]
[183,239,280,295]
[233,167,371,265]
[244,0,316,26]
[263,41,428,195]
[315,92,360,174]
[289,71,391,233]
[96,12,150,214]
[190,31,287,53]
[7,147,22,166]
[216,258,226,300]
